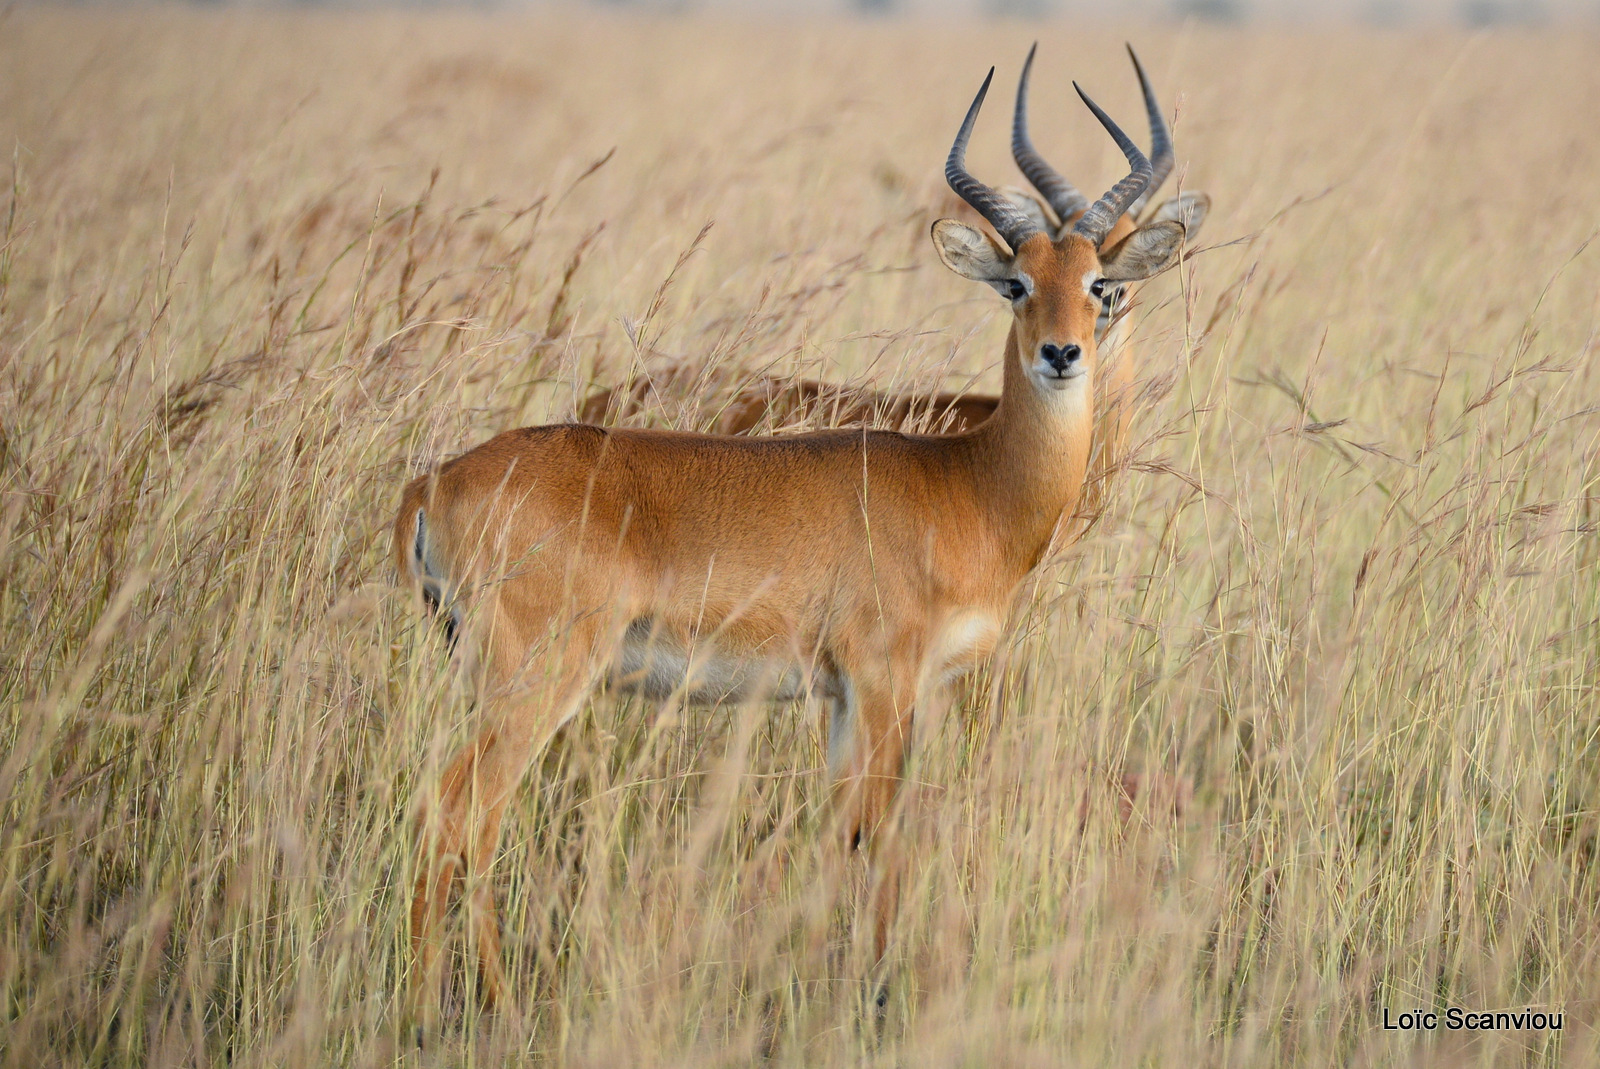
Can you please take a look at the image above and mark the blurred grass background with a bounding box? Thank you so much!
[2,7,1599,1065]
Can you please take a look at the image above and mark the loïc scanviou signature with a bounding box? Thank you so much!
[1383,1007,1564,1032]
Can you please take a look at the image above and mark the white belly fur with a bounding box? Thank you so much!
[609,619,815,704]
[608,611,1001,705]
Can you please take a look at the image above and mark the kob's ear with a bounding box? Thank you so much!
[1099,220,1185,282]
[931,219,1015,282]
[1148,191,1210,243]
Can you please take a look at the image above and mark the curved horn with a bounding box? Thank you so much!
[1125,45,1174,220]
[1011,42,1089,226]
[947,68,1042,255]
[1070,82,1152,248]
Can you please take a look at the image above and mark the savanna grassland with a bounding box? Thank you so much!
[3,7,1600,1065]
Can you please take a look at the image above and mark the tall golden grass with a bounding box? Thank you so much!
[2,8,1599,1065]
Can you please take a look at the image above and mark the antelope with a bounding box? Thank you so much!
[578,44,1209,521]
[394,56,1188,1026]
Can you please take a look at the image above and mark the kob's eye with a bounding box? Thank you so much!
[1089,279,1109,299]
[1006,279,1028,302]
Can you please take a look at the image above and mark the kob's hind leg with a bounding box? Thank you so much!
[408,614,603,1031]
[409,729,510,1026]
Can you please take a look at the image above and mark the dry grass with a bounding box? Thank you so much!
[3,8,1600,1066]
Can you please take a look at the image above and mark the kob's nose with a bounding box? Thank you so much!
[1040,343,1082,374]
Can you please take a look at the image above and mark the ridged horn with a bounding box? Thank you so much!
[1011,42,1089,226]
[1125,45,1175,220]
[946,68,1042,255]
[1070,83,1152,248]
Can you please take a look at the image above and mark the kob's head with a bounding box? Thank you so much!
[932,60,1185,397]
